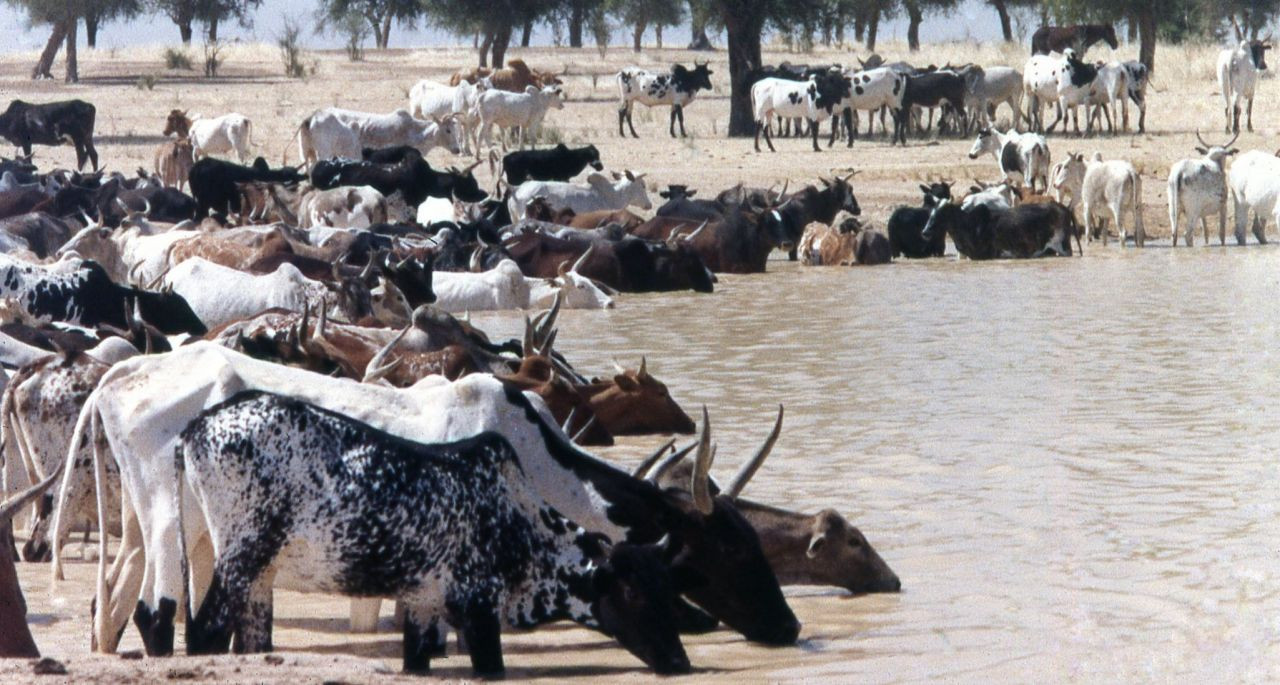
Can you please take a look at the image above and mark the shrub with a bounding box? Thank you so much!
[163,48,193,71]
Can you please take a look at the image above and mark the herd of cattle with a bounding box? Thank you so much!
[0,23,1279,675]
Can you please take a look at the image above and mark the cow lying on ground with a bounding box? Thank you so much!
[178,391,691,676]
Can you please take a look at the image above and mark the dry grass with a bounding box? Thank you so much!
[1,39,1274,240]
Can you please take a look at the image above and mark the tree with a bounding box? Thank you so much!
[987,0,1039,42]
[609,0,683,52]
[901,0,958,51]
[151,0,260,45]
[317,0,419,48]
[9,0,138,80]
[424,0,560,67]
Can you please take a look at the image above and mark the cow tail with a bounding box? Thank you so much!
[174,436,191,625]
[283,117,306,167]
[82,392,114,651]
[49,380,92,585]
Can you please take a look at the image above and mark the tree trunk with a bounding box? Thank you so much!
[85,11,98,48]
[632,20,646,52]
[655,24,663,48]
[0,523,39,658]
[177,17,193,44]
[478,31,493,67]
[1127,15,1137,42]
[491,23,513,68]
[1136,5,1155,72]
[905,2,922,52]
[207,17,218,42]
[854,12,865,43]
[990,0,1012,42]
[866,8,879,52]
[64,15,78,83]
[724,11,764,136]
[380,13,392,48]
[569,1,584,47]
[521,19,533,47]
[32,21,68,80]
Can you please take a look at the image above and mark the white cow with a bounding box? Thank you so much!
[297,185,388,229]
[161,259,332,328]
[1168,132,1239,247]
[1218,40,1271,134]
[1023,54,1065,132]
[1080,153,1144,247]
[1227,149,1280,245]
[509,171,651,220]
[960,182,1015,211]
[968,127,1051,193]
[432,251,614,312]
[615,63,714,138]
[189,113,253,163]
[473,85,565,152]
[1051,152,1087,213]
[1084,62,1129,134]
[295,108,462,167]
[409,79,487,155]
[965,66,1025,131]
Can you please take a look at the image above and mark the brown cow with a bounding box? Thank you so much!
[568,208,644,231]
[153,138,194,191]
[580,357,696,436]
[642,407,901,594]
[497,354,614,446]
[451,58,562,92]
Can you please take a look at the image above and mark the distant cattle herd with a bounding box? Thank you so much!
[0,20,1273,676]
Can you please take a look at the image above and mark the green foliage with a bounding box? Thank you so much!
[278,17,308,78]
[609,0,684,31]
[163,47,194,70]
[202,39,226,77]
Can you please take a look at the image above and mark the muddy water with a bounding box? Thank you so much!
[477,245,1280,680]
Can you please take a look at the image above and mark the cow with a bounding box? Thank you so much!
[921,199,1080,259]
[188,157,305,221]
[632,207,786,274]
[1119,61,1150,133]
[886,183,953,258]
[0,100,98,171]
[1065,152,1144,247]
[577,357,696,436]
[830,67,906,145]
[408,79,486,155]
[1030,24,1119,56]
[968,128,1051,193]
[312,150,487,208]
[798,218,858,265]
[1169,131,1238,247]
[152,138,194,191]
[505,231,715,293]
[450,58,561,92]
[177,391,691,676]
[500,144,603,185]
[0,255,206,334]
[965,66,1025,131]
[473,86,565,152]
[1050,153,1087,215]
[1054,49,1102,135]
[297,185,388,229]
[63,344,798,655]
[641,413,901,595]
[173,113,254,163]
[1023,54,1065,133]
[433,250,613,312]
[892,71,968,145]
[770,174,862,258]
[1082,61,1130,134]
[161,258,371,329]
[1218,39,1271,134]
[1227,149,1280,246]
[510,171,650,219]
[616,63,715,138]
[751,75,849,152]
[294,108,461,167]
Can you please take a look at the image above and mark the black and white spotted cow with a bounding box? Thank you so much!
[616,63,714,138]
[69,343,797,656]
[0,255,206,335]
[177,391,691,676]
[751,74,851,152]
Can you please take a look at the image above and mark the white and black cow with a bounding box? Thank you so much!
[0,255,206,335]
[751,75,849,152]
[1218,39,1271,134]
[178,391,691,676]
[968,127,1051,193]
[68,343,797,656]
[616,63,714,138]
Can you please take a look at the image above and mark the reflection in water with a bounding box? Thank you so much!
[473,246,1280,680]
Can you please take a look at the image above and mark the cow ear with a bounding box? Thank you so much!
[919,184,931,194]
[613,373,639,390]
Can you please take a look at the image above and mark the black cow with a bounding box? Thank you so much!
[94,179,197,228]
[886,183,953,258]
[314,147,487,206]
[189,157,304,221]
[921,200,1080,259]
[1031,24,1119,56]
[505,231,715,293]
[0,212,73,258]
[892,72,967,145]
[0,255,206,334]
[773,176,861,259]
[0,156,37,184]
[501,144,603,185]
[633,203,790,274]
[0,100,99,171]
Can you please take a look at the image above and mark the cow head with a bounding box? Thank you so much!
[163,109,192,138]
[672,62,715,93]
[659,184,696,201]
[1051,153,1087,196]
[1097,24,1119,50]
[822,172,861,216]
[811,72,850,114]
[445,162,489,203]
[649,240,714,294]
[919,181,953,208]
[586,357,693,435]
[615,170,652,210]
[799,509,901,593]
[1249,40,1272,70]
[131,285,208,336]
[432,116,464,156]
[378,253,435,307]
[968,128,1001,159]
[553,248,615,309]
[1194,130,1240,166]
[586,540,692,674]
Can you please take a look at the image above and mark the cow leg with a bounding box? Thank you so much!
[1247,97,1255,133]
[827,115,838,148]
[350,598,382,632]
[809,118,821,152]
[403,609,446,674]
[762,119,776,152]
[618,107,627,137]
[453,594,504,677]
[187,540,276,656]
[1254,216,1267,245]
[1232,104,1241,135]
[679,105,689,137]
[754,122,762,152]
[669,107,678,138]
[626,109,640,138]
[232,570,275,654]
[1220,204,1229,246]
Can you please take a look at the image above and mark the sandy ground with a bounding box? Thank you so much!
[1,36,1276,682]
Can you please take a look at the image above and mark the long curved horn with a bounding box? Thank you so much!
[777,178,789,199]
[681,220,708,243]
[0,461,64,522]
[363,325,410,383]
[1224,131,1240,149]
[570,416,597,443]
[561,407,578,433]
[647,441,699,484]
[297,300,312,349]
[724,405,784,499]
[316,300,328,340]
[1195,129,1210,148]
[469,246,484,272]
[557,259,570,279]
[691,406,714,515]
[632,438,677,478]
[570,243,595,273]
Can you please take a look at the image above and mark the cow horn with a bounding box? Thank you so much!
[842,169,858,183]
[631,438,677,478]
[464,159,482,174]
[535,292,562,343]
[571,416,597,443]
[570,243,594,273]
[561,407,577,433]
[143,198,152,216]
[297,300,311,348]
[115,197,130,213]
[612,357,626,375]
[1194,129,1210,148]
[691,406,715,515]
[522,315,535,355]
[638,355,647,376]
[777,179,789,198]
[316,300,328,340]
[364,325,410,383]
[0,461,63,523]
[469,246,484,272]
[724,404,784,499]
[682,220,708,243]
[647,441,699,484]
[557,259,570,279]
[1224,131,1240,149]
